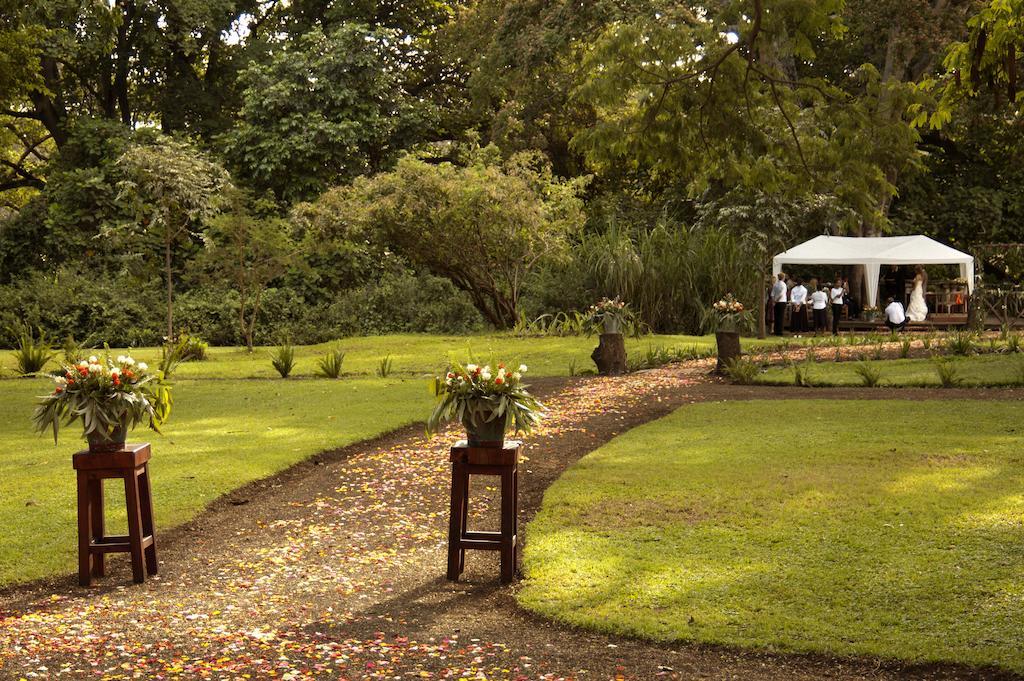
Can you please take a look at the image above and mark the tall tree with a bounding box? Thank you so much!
[308,148,587,328]
[116,137,229,339]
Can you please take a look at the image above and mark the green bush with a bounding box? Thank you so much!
[322,270,484,338]
[376,354,394,378]
[0,270,163,348]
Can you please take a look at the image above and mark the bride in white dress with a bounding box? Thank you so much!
[907,265,928,322]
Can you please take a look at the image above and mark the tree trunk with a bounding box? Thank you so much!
[591,333,627,375]
[164,235,174,341]
[756,275,767,339]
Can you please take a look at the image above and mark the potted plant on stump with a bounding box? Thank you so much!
[428,362,544,446]
[33,353,172,450]
[706,294,752,373]
[588,297,633,375]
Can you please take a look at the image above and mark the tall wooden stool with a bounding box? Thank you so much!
[73,443,157,586]
[447,440,520,584]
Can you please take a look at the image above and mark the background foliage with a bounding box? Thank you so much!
[1,0,1022,346]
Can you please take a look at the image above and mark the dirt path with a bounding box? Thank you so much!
[1,362,1021,680]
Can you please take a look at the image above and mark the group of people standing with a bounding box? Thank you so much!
[770,274,849,337]
[770,266,931,337]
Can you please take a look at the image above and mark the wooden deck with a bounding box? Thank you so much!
[837,314,969,332]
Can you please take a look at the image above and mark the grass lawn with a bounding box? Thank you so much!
[0,377,432,586]
[756,353,1024,387]
[1,333,802,379]
[519,400,1024,672]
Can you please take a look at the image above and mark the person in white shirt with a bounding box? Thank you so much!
[884,297,907,332]
[829,277,847,336]
[771,273,788,336]
[790,278,808,335]
[810,284,829,334]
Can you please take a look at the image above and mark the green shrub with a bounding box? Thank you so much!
[872,343,884,360]
[853,362,882,388]
[10,326,58,375]
[376,354,394,378]
[899,338,912,358]
[270,343,296,378]
[0,270,163,348]
[944,330,976,356]
[934,359,964,388]
[724,357,760,385]
[316,346,346,379]
[1007,333,1023,354]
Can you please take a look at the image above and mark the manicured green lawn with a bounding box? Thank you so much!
[519,400,1024,672]
[0,377,431,585]
[1,333,800,378]
[757,353,1024,387]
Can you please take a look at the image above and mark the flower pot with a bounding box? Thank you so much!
[86,419,129,453]
[602,317,622,335]
[462,412,506,448]
[715,330,741,374]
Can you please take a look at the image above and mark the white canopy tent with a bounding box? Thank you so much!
[772,235,975,308]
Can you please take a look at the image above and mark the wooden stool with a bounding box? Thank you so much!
[73,443,157,586]
[447,440,520,584]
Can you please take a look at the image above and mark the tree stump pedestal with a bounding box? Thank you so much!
[715,330,741,373]
[592,332,627,375]
[73,443,157,587]
[447,440,520,584]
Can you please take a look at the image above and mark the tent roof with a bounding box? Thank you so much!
[772,235,973,266]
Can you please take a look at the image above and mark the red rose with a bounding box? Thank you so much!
[54,387,63,394]
[494,377,504,385]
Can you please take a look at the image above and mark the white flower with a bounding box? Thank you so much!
[481,371,492,381]
[518,364,528,373]
[512,372,522,380]
[110,368,121,376]
[137,362,148,371]
[78,361,88,368]
[88,364,102,374]
[88,356,98,364]
[466,363,478,373]
[55,376,68,386]
[497,367,507,377]
[116,355,126,364]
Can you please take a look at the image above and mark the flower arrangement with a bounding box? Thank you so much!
[428,361,545,446]
[33,352,172,451]
[587,297,634,335]
[705,293,753,333]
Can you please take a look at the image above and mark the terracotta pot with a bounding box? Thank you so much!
[86,418,129,453]
[462,412,506,448]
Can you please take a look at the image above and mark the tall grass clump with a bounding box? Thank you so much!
[376,355,394,378]
[724,357,760,385]
[1007,333,1023,354]
[944,330,976,356]
[899,337,912,359]
[853,362,882,388]
[10,326,58,375]
[792,359,815,387]
[271,343,296,378]
[934,358,964,388]
[317,346,346,378]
